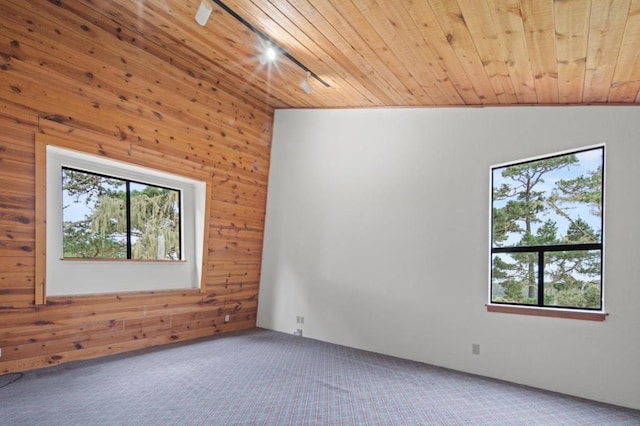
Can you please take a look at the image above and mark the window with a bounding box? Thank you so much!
[62,167,181,260]
[490,146,604,311]
[44,145,207,297]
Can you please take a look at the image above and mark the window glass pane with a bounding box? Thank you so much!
[492,252,539,305]
[62,169,127,258]
[130,182,181,260]
[492,148,603,248]
[543,250,602,309]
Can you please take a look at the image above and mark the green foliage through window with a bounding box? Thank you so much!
[62,168,181,260]
[491,147,604,310]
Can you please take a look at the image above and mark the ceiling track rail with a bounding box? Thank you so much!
[211,0,330,88]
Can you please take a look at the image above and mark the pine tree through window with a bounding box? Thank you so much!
[490,146,604,310]
[62,167,181,260]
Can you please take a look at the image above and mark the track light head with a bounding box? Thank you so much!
[299,72,313,94]
[195,0,329,89]
[258,44,277,65]
[266,46,277,61]
[195,0,213,26]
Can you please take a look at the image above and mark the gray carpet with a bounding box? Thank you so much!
[1,328,639,425]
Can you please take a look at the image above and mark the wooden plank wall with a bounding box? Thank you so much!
[0,0,273,373]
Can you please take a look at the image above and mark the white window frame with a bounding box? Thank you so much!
[45,145,207,297]
[487,145,607,321]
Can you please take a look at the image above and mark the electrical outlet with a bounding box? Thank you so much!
[0,348,2,358]
[224,314,230,323]
[472,343,480,355]
[296,315,305,324]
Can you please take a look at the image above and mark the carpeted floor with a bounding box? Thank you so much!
[1,328,638,425]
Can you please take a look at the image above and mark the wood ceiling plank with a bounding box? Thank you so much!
[373,0,468,105]
[289,0,407,105]
[261,0,399,105]
[485,0,538,103]
[609,0,640,102]
[171,0,352,108]
[455,0,519,104]
[519,0,559,103]
[294,0,420,105]
[401,0,482,104]
[325,0,436,106]
[2,0,638,108]
[583,0,630,102]
[351,0,460,105]
[428,0,499,104]
[554,0,592,103]
[163,10,295,108]
[223,0,383,106]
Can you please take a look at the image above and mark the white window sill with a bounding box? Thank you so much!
[486,304,607,321]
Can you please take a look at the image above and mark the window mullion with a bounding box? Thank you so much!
[126,180,132,259]
[538,251,544,307]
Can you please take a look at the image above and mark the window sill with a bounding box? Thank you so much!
[60,258,186,263]
[486,304,608,321]
[46,287,204,303]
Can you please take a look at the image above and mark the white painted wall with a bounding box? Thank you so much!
[257,106,640,410]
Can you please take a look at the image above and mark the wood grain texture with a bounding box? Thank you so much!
[610,0,640,102]
[455,0,519,104]
[584,0,630,102]
[554,0,592,103]
[0,0,271,373]
[2,0,639,109]
[520,0,559,104]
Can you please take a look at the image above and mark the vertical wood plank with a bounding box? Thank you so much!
[520,0,559,103]
[428,0,499,104]
[34,131,46,305]
[401,0,483,104]
[609,0,640,102]
[325,0,437,105]
[583,0,630,102]
[554,0,592,103]
[455,0,519,104]
[200,182,213,293]
[485,0,538,103]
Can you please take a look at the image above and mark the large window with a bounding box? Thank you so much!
[62,168,181,260]
[490,146,604,310]
[44,145,207,297]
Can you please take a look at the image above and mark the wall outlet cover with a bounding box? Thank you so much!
[472,343,480,355]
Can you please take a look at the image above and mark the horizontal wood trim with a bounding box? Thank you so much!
[486,304,608,321]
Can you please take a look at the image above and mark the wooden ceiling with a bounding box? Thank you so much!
[68,0,640,108]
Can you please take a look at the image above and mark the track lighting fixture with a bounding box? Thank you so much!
[195,0,213,26]
[266,46,277,62]
[194,0,330,89]
[299,72,313,94]
[259,45,277,65]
